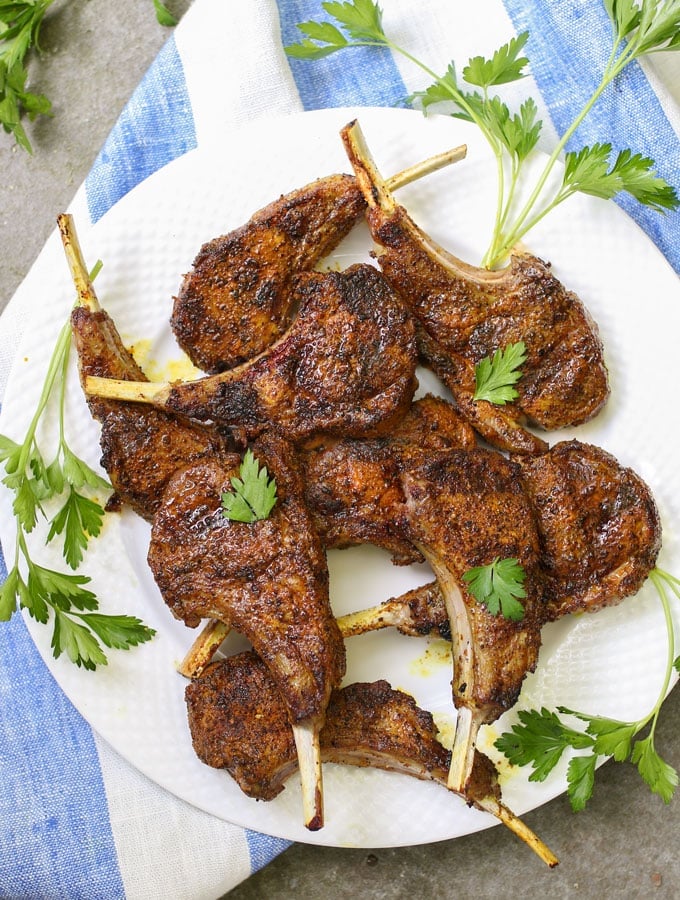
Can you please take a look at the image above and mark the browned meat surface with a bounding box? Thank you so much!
[304,395,476,564]
[147,432,345,723]
[400,448,544,792]
[342,120,609,454]
[71,302,234,522]
[338,440,662,642]
[97,264,417,447]
[186,652,299,800]
[186,650,473,800]
[171,174,366,373]
[513,440,662,621]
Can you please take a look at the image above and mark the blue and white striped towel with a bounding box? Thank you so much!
[0,2,678,897]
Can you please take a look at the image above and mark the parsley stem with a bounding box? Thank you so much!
[488,27,643,266]
[641,569,677,738]
[16,318,72,472]
[370,36,506,158]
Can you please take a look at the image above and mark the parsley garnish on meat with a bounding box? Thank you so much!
[222,449,278,523]
[285,0,680,268]
[495,568,680,809]
[473,341,527,405]
[463,556,527,621]
[0,314,156,670]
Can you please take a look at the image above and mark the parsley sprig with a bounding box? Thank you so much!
[285,0,679,268]
[495,568,680,810]
[463,556,527,621]
[0,0,55,152]
[1,1,178,152]
[221,449,278,523]
[473,341,527,405]
[0,315,156,669]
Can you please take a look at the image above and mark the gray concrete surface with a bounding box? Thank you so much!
[2,2,680,899]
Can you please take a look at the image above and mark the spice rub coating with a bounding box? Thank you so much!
[186,651,502,805]
[171,174,366,373]
[164,263,418,445]
[402,448,544,723]
[513,440,662,621]
[304,394,476,564]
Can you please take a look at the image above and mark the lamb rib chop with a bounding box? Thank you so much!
[336,440,661,642]
[58,214,235,522]
[341,119,610,454]
[147,432,345,830]
[178,577,451,681]
[172,145,466,374]
[86,263,418,446]
[185,651,558,866]
[400,448,545,794]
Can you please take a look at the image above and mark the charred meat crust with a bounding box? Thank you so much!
[512,440,662,621]
[163,264,418,446]
[303,395,476,564]
[186,651,501,807]
[171,174,366,373]
[372,206,610,433]
[401,449,544,721]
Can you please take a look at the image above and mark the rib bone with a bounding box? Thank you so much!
[178,579,449,680]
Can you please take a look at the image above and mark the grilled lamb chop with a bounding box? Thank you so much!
[340,441,662,642]
[400,448,544,794]
[87,263,418,447]
[185,651,558,866]
[147,431,345,829]
[172,148,465,374]
[58,214,234,522]
[341,120,609,454]
[186,652,451,799]
[513,440,662,621]
[305,394,476,564]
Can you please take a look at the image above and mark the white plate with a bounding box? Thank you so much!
[1,107,679,848]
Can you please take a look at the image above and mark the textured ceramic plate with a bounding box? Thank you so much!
[1,107,679,848]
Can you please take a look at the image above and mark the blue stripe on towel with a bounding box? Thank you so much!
[0,548,125,900]
[276,0,409,109]
[245,829,291,872]
[86,35,197,224]
[502,0,680,274]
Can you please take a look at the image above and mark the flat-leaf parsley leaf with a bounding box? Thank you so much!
[462,556,526,621]
[222,449,278,523]
[473,341,527,405]
[285,0,679,268]
[495,568,680,810]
